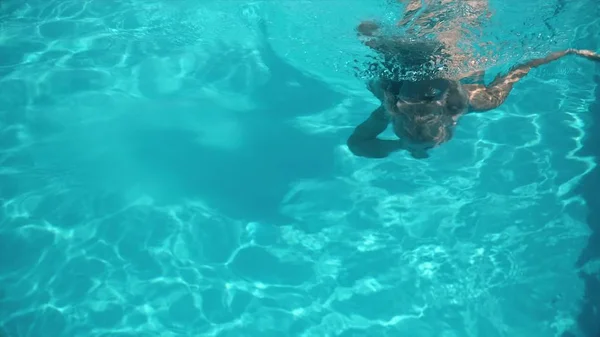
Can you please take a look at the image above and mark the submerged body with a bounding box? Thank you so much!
[397,0,492,75]
[359,0,491,80]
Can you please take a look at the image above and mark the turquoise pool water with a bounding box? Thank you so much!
[1,1,599,336]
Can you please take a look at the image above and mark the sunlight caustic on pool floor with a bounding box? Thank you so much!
[0,0,598,337]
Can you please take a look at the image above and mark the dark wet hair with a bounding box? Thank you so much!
[397,78,450,102]
[382,78,467,113]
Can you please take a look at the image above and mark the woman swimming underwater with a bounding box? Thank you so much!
[348,20,600,159]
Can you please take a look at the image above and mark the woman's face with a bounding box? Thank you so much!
[392,101,456,146]
[383,79,464,146]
